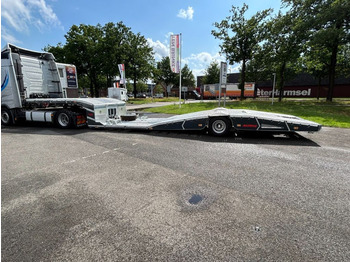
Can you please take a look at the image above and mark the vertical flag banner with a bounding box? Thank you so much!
[118,64,125,84]
[170,35,180,73]
[65,66,77,87]
[220,62,227,85]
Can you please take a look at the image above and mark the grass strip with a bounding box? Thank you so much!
[127,97,181,105]
[144,100,350,128]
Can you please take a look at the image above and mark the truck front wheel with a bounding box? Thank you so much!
[55,110,74,128]
[209,117,231,136]
[1,108,14,126]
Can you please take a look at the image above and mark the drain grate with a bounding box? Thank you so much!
[188,194,203,205]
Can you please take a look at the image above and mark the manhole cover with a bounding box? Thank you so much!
[178,185,217,211]
[188,194,203,205]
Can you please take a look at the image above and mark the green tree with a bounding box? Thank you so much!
[44,43,67,62]
[202,61,220,85]
[246,45,274,97]
[299,43,350,100]
[212,4,272,99]
[153,84,164,95]
[45,23,155,98]
[338,44,350,77]
[283,0,350,101]
[101,22,131,87]
[64,24,104,97]
[136,81,148,93]
[154,56,177,97]
[297,43,330,100]
[246,46,272,82]
[263,12,304,101]
[174,64,195,88]
[126,81,133,94]
[124,32,154,97]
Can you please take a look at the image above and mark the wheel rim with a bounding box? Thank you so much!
[2,112,10,124]
[58,113,69,127]
[212,119,227,134]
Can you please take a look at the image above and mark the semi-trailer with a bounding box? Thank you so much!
[1,44,321,136]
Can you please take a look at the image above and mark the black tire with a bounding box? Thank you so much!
[209,117,231,136]
[54,110,74,128]
[1,108,14,126]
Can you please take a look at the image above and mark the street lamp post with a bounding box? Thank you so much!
[179,33,182,108]
[272,73,276,105]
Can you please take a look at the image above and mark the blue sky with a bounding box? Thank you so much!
[1,0,283,78]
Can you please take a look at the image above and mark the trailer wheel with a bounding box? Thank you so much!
[209,117,231,136]
[55,110,74,128]
[1,108,14,126]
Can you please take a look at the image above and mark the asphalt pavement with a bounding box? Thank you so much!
[2,123,350,261]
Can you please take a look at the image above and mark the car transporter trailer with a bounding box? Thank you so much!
[1,43,322,136]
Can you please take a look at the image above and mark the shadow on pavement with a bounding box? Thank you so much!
[2,122,320,147]
[145,130,320,147]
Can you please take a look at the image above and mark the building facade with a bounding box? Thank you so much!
[197,73,350,98]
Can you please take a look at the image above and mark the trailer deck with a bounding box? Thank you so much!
[93,107,322,136]
[7,95,322,136]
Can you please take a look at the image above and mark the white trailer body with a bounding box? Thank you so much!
[23,97,126,126]
[108,87,128,101]
[92,107,321,135]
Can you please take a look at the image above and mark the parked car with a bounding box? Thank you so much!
[182,90,201,100]
[136,93,147,98]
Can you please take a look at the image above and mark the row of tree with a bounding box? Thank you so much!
[45,22,195,97]
[155,57,195,97]
[211,0,350,101]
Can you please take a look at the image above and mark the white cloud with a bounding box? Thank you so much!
[165,32,174,39]
[1,27,22,44]
[27,0,61,27]
[182,52,241,79]
[191,68,207,79]
[147,38,169,61]
[164,32,174,45]
[1,0,62,34]
[183,52,226,78]
[185,52,221,66]
[177,6,194,20]
[147,34,239,81]
[1,0,31,32]
[229,64,241,73]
